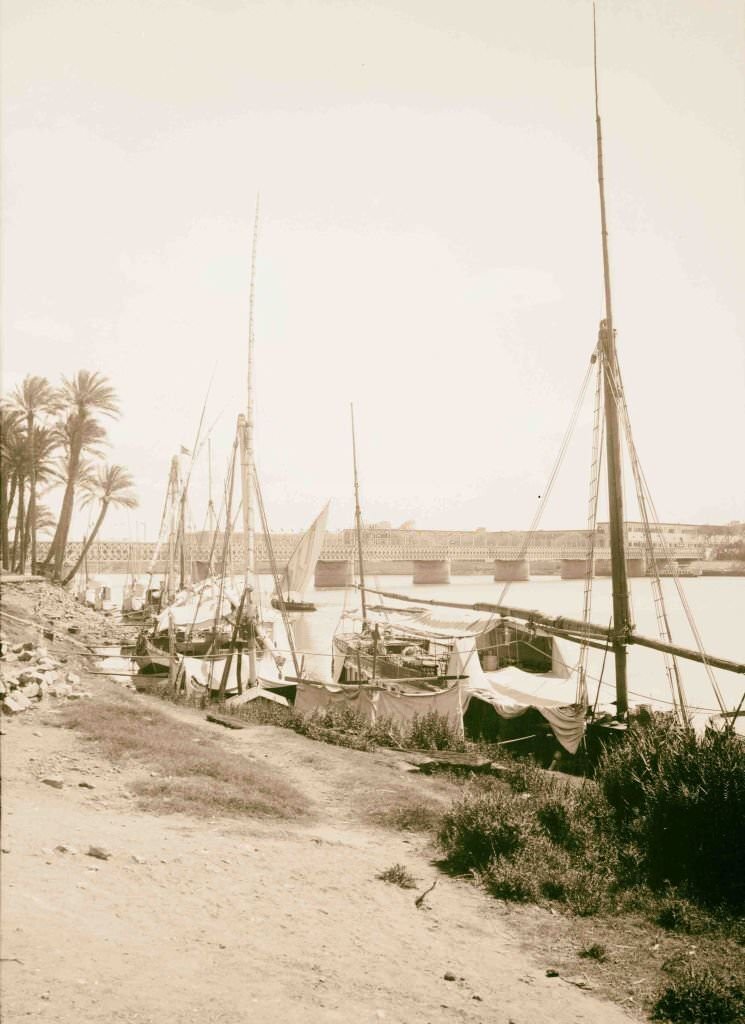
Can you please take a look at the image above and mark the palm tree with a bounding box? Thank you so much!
[61,465,138,586]
[32,501,57,538]
[0,406,22,569]
[20,426,60,570]
[43,371,120,579]
[7,376,59,571]
[1,417,31,572]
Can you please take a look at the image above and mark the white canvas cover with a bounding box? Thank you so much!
[292,614,333,682]
[155,577,241,633]
[363,606,498,639]
[447,636,586,754]
[294,679,465,737]
[176,647,284,696]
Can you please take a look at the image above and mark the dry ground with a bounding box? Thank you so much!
[0,674,639,1024]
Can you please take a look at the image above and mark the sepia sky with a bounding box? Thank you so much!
[2,0,744,542]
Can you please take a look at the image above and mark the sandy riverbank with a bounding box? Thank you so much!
[0,578,639,1024]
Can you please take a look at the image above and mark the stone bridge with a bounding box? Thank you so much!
[38,536,706,586]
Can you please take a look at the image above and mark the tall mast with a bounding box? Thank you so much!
[350,403,368,626]
[207,436,216,535]
[166,455,180,603]
[178,480,187,589]
[594,8,631,717]
[239,196,261,687]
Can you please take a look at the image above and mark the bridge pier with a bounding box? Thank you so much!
[560,558,594,580]
[314,559,354,588]
[493,558,530,582]
[412,559,451,585]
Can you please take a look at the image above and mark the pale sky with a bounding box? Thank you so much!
[2,0,744,543]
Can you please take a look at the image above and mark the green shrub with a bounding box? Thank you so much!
[481,849,542,902]
[405,711,465,751]
[652,964,745,1024]
[537,796,580,850]
[597,716,745,909]
[502,756,553,794]
[438,785,536,871]
[655,890,708,934]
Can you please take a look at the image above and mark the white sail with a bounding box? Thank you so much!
[277,502,330,603]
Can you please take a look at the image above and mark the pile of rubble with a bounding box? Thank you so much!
[0,578,135,647]
[1,639,89,715]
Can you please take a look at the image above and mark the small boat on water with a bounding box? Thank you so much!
[270,502,330,613]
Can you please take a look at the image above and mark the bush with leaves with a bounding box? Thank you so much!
[597,715,745,909]
[653,962,745,1024]
[438,782,537,872]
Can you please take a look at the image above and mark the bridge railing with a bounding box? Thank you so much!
[37,539,707,567]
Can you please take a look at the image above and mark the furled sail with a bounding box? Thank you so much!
[276,502,330,603]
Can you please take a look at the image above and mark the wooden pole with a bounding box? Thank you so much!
[350,404,367,627]
[359,585,745,677]
[594,8,631,718]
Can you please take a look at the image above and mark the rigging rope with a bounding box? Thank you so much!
[253,469,301,679]
[603,356,725,716]
[577,351,605,704]
[496,355,595,608]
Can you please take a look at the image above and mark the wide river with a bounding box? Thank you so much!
[100,571,744,728]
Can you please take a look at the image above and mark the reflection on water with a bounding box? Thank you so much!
[95,571,744,725]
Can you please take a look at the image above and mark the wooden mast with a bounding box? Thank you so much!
[166,455,180,603]
[594,7,631,718]
[350,403,368,627]
[239,196,261,687]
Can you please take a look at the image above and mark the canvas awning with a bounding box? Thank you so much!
[447,636,586,753]
[294,679,465,737]
[155,577,241,633]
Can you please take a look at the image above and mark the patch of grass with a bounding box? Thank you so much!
[579,943,608,963]
[377,863,417,889]
[371,801,444,834]
[60,694,308,821]
[225,700,376,751]
[654,891,709,935]
[652,963,745,1024]
[221,699,465,754]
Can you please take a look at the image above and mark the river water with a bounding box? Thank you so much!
[99,571,744,728]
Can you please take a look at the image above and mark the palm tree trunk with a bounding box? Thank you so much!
[3,473,19,570]
[0,469,8,570]
[61,500,108,586]
[23,501,33,569]
[50,446,81,579]
[12,475,25,572]
[27,412,37,572]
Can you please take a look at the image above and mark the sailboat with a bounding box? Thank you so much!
[151,202,305,705]
[270,502,330,613]
[326,408,586,756]
[302,17,745,756]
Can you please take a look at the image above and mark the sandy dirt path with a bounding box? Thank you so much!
[1,692,637,1024]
